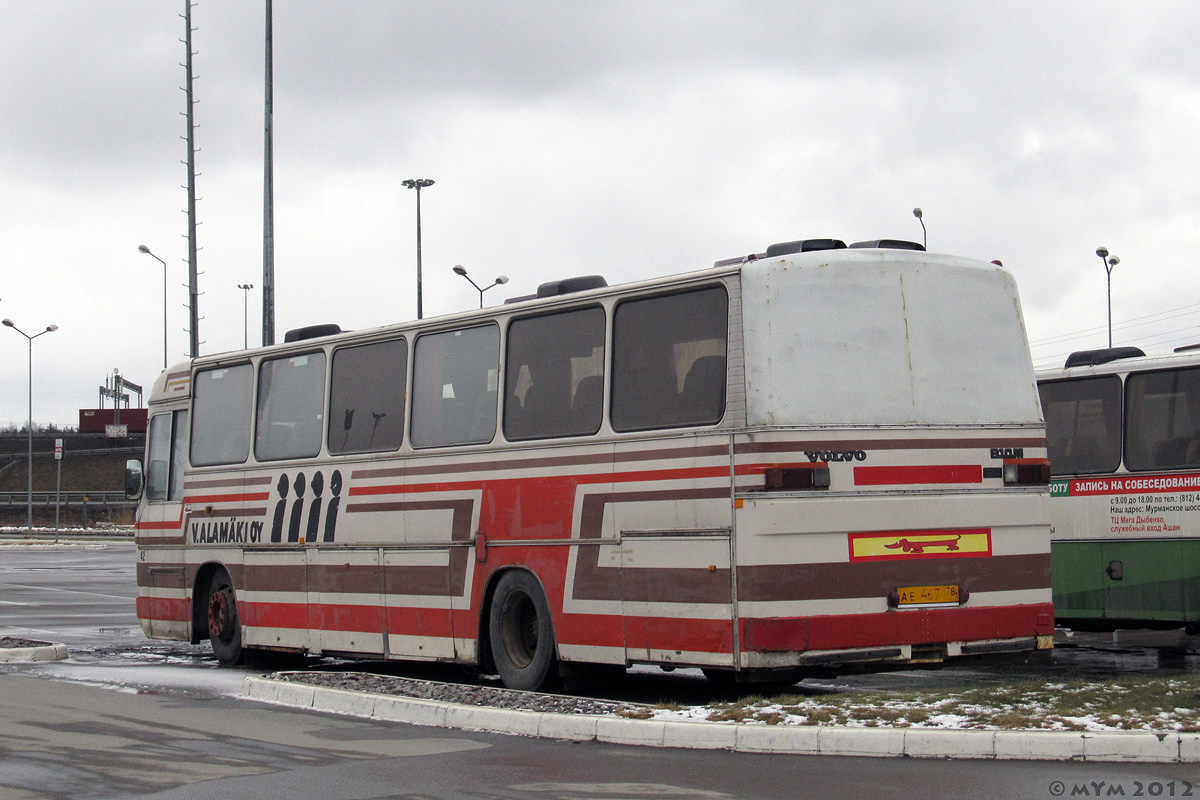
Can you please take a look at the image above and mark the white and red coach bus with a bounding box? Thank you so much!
[127,238,1054,690]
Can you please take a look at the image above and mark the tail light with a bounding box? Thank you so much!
[764,464,831,490]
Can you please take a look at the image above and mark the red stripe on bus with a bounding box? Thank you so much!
[137,598,1052,658]
[384,608,455,638]
[349,465,735,498]
[136,520,182,531]
[136,596,190,622]
[242,601,308,630]
[186,492,272,504]
[138,604,1051,662]
[240,602,458,638]
[555,610,625,647]
[854,464,983,486]
[740,602,1054,652]
[136,506,187,532]
[309,603,387,634]
[621,616,733,654]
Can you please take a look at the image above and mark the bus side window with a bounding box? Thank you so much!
[612,286,728,432]
[328,338,408,454]
[1037,376,1121,475]
[504,306,605,441]
[1126,366,1200,470]
[145,414,172,501]
[146,409,189,502]
[411,325,499,448]
[169,410,188,500]
[191,365,254,467]
[255,353,327,462]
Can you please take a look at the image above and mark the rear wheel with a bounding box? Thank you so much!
[489,570,559,691]
[206,569,243,666]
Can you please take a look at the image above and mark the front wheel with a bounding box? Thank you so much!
[206,569,243,666]
[488,570,559,692]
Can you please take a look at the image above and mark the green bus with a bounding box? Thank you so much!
[1038,346,1200,631]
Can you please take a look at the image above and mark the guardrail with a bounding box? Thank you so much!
[0,446,141,461]
[0,491,134,509]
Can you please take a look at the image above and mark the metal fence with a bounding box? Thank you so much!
[0,491,134,510]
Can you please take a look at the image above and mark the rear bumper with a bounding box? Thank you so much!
[739,602,1055,670]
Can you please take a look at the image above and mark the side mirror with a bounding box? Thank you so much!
[125,459,144,500]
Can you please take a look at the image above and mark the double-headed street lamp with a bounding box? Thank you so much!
[3,318,58,533]
[238,283,254,348]
[1097,246,1121,348]
[402,178,434,319]
[138,245,169,369]
[453,265,509,308]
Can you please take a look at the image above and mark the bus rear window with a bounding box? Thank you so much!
[1038,376,1122,475]
[611,286,728,432]
[1125,367,1200,471]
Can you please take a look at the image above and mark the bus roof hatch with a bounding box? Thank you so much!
[536,275,608,298]
[283,323,343,343]
[849,239,926,251]
[1063,346,1146,368]
[763,239,848,257]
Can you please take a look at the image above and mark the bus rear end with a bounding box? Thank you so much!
[729,245,1053,678]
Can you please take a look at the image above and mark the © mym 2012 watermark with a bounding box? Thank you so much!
[1049,780,1194,797]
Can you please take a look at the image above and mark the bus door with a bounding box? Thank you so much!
[1098,538,1190,624]
[309,542,385,658]
[136,408,190,638]
[379,487,477,662]
[611,441,735,668]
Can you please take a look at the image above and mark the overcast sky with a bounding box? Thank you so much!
[2,1,1199,428]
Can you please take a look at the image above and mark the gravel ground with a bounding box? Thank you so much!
[270,671,642,716]
[0,637,51,649]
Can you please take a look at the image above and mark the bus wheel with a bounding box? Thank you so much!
[489,571,559,692]
[206,569,243,666]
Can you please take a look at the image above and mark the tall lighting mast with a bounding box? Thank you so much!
[402,178,434,319]
[183,0,200,358]
[262,0,276,346]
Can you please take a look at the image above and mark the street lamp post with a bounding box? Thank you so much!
[3,318,58,533]
[912,208,926,250]
[138,245,168,369]
[238,283,254,348]
[1096,247,1121,348]
[402,178,434,319]
[453,265,509,308]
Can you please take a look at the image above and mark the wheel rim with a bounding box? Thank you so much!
[208,586,235,643]
[501,591,538,669]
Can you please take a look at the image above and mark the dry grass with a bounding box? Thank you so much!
[648,674,1200,731]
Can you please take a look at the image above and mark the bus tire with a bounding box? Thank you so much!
[489,570,559,692]
[206,569,243,666]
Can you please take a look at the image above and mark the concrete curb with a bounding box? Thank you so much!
[241,676,1200,762]
[0,642,68,663]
